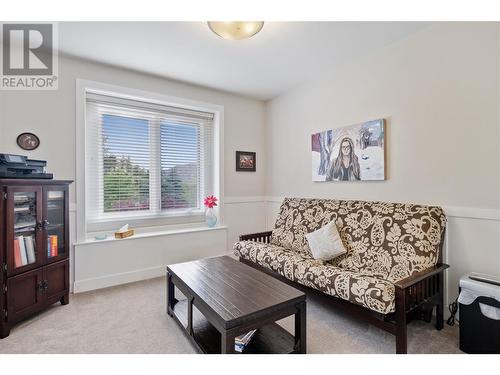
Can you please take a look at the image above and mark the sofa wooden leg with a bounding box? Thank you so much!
[395,287,407,354]
[435,273,444,330]
[395,323,407,354]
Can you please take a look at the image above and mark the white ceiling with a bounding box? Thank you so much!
[59,22,432,100]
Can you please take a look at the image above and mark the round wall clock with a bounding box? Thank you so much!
[17,133,40,151]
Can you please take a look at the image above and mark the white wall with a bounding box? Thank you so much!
[264,23,500,307]
[73,227,227,293]
[0,54,268,291]
[0,55,267,199]
[1,23,499,302]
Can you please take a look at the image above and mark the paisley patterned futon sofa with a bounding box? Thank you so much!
[234,198,449,354]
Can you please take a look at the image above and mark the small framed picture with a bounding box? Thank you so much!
[236,151,256,172]
[17,132,40,151]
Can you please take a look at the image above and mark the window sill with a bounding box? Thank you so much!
[86,211,206,233]
[74,225,227,247]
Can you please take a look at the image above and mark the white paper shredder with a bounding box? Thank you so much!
[458,274,500,353]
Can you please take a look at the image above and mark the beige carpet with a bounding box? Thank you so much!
[0,276,462,354]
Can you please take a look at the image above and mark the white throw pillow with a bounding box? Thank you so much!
[305,220,347,261]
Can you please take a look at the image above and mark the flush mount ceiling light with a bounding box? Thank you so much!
[207,22,264,40]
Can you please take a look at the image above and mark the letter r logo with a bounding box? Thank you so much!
[2,24,53,75]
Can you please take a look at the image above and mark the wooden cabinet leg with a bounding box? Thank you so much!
[60,293,69,305]
[0,324,10,339]
[294,301,307,354]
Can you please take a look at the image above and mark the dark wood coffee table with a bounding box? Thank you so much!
[166,256,306,354]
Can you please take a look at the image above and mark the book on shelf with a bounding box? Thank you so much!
[48,235,58,258]
[14,237,23,268]
[52,235,58,257]
[24,236,36,264]
[14,220,36,230]
[14,194,30,202]
[48,191,64,200]
[48,202,62,210]
[234,329,257,353]
[13,236,36,268]
[14,205,31,213]
[17,235,28,266]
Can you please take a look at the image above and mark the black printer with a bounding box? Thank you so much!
[0,153,53,179]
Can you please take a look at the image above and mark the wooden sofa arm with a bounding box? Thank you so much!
[394,263,449,289]
[239,231,272,243]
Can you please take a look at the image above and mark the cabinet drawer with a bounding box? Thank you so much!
[7,268,44,324]
[45,260,69,304]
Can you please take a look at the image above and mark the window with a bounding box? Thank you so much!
[85,91,214,230]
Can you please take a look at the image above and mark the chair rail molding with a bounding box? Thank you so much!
[224,196,266,204]
[263,196,500,221]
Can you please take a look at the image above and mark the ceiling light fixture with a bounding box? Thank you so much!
[207,22,264,40]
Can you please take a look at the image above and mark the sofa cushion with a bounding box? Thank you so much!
[234,240,395,314]
[305,220,347,261]
[233,240,320,281]
[271,198,342,256]
[294,258,395,314]
[270,198,447,283]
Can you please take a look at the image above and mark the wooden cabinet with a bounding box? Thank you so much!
[7,268,44,324]
[0,179,72,338]
[45,259,69,305]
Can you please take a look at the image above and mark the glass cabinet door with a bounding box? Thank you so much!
[44,187,68,263]
[7,187,43,276]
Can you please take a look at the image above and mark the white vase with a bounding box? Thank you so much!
[205,207,217,228]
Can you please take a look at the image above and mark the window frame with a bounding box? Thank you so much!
[76,79,224,241]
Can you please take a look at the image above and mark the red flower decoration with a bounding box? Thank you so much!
[204,195,218,209]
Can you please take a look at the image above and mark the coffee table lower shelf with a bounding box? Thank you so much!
[170,299,297,354]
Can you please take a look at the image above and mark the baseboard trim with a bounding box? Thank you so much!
[73,265,165,293]
[73,252,235,293]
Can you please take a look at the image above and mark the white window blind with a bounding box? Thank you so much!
[85,91,214,229]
